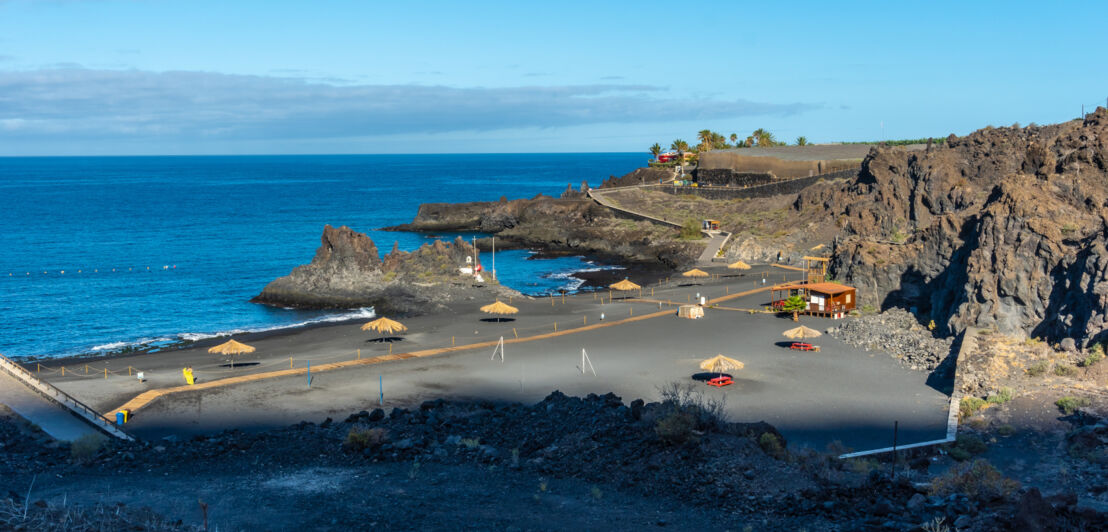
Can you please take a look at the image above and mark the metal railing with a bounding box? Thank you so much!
[0,353,133,441]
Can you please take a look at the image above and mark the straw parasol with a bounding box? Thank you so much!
[208,339,255,368]
[361,317,408,335]
[727,260,751,270]
[699,354,744,379]
[682,268,709,278]
[782,325,822,340]
[480,300,519,322]
[609,279,641,291]
[609,278,642,299]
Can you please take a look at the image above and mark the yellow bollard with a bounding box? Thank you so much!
[593,292,597,300]
[62,366,65,376]
[554,322,558,332]
[651,287,654,297]
[389,343,392,355]
[128,366,132,376]
[630,307,633,316]
[584,315,587,326]
[357,348,361,360]
[513,328,518,338]
[104,368,108,380]
[290,357,293,369]
[688,294,691,303]
[726,286,729,294]
[85,364,89,374]
[37,363,40,373]
[452,336,455,347]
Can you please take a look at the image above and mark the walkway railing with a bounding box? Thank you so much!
[0,353,133,441]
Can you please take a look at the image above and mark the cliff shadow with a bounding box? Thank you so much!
[219,362,260,369]
[479,318,516,323]
[1031,244,1099,345]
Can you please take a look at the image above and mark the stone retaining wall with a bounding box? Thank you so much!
[657,169,859,200]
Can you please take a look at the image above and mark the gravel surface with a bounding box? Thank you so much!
[827,308,954,371]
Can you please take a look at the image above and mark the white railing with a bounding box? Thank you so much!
[0,353,133,441]
[837,327,976,459]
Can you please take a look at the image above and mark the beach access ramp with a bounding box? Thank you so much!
[0,354,132,441]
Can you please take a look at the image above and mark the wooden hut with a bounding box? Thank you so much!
[771,282,856,319]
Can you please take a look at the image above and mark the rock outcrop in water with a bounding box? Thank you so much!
[252,225,514,313]
[795,108,1108,345]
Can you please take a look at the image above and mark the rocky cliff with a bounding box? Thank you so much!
[386,195,701,268]
[253,225,514,313]
[799,109,1108,345]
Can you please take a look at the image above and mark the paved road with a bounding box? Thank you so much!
[0,370,99,441]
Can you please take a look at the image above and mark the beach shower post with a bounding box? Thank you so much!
[379,375,383,405]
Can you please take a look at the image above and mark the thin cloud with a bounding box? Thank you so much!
[0,68,816,143]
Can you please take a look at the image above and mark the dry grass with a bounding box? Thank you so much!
[0,496,198,532]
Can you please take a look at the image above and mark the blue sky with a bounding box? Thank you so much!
[0,0,1105,155]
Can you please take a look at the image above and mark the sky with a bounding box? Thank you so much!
[0,0,1105,155]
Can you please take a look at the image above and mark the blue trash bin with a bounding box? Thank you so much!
[116,411,124,426]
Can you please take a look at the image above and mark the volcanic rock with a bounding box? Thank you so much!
[790,108,1108,345]
[252,225,514,313]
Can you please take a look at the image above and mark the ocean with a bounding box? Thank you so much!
[0,154,646,360]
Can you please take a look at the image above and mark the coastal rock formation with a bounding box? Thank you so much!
[802,108,1108,344]
[253,225,513,313]
[386,195,701,268]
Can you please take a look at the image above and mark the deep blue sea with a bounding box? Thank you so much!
[0,154,645,360]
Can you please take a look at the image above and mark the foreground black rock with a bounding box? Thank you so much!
[3,392,1103,530]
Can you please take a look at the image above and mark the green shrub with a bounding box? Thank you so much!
[996,424,1015,436]
[1025,361,1048,377]
[70,433,106,462]
[1054,364,1076,376]
[343,426,388,451]
[679,218,702,240]
[1081,346,1104,368]
[1055,396,1091,415]
[986,387,1014,405]
[959,397,987,420]
[954,434,988,455]
[930,459,1019,501]
[655,409,698,446]
[759,432,785,458]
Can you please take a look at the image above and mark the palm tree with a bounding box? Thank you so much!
[697,129,713,152]
[729,133,738,147]
[745,136,755,147]
[796,136,808,146]
[649,143,662,159]
[781,294,808,322]
[670,139,689,167]
[752,128,775,147]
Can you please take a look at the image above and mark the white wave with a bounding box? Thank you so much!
[89,307,376,353]
[176,307,376,342]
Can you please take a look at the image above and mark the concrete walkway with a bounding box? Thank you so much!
[0,371,99,441]
[697,232,731,265]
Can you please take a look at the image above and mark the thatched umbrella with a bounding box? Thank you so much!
[208,339,255,368]
[699,354,744,379]
[782,325,822,340]
[609,278,642,299]
[480,300,519,322]
[361,317,407,335]
[682,268,709,278]
[727,260,751,270]
[682,268,710,286]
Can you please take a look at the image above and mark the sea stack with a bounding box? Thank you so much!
[253,225,513,314]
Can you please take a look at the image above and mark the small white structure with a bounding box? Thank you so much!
[678,305,704,319]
